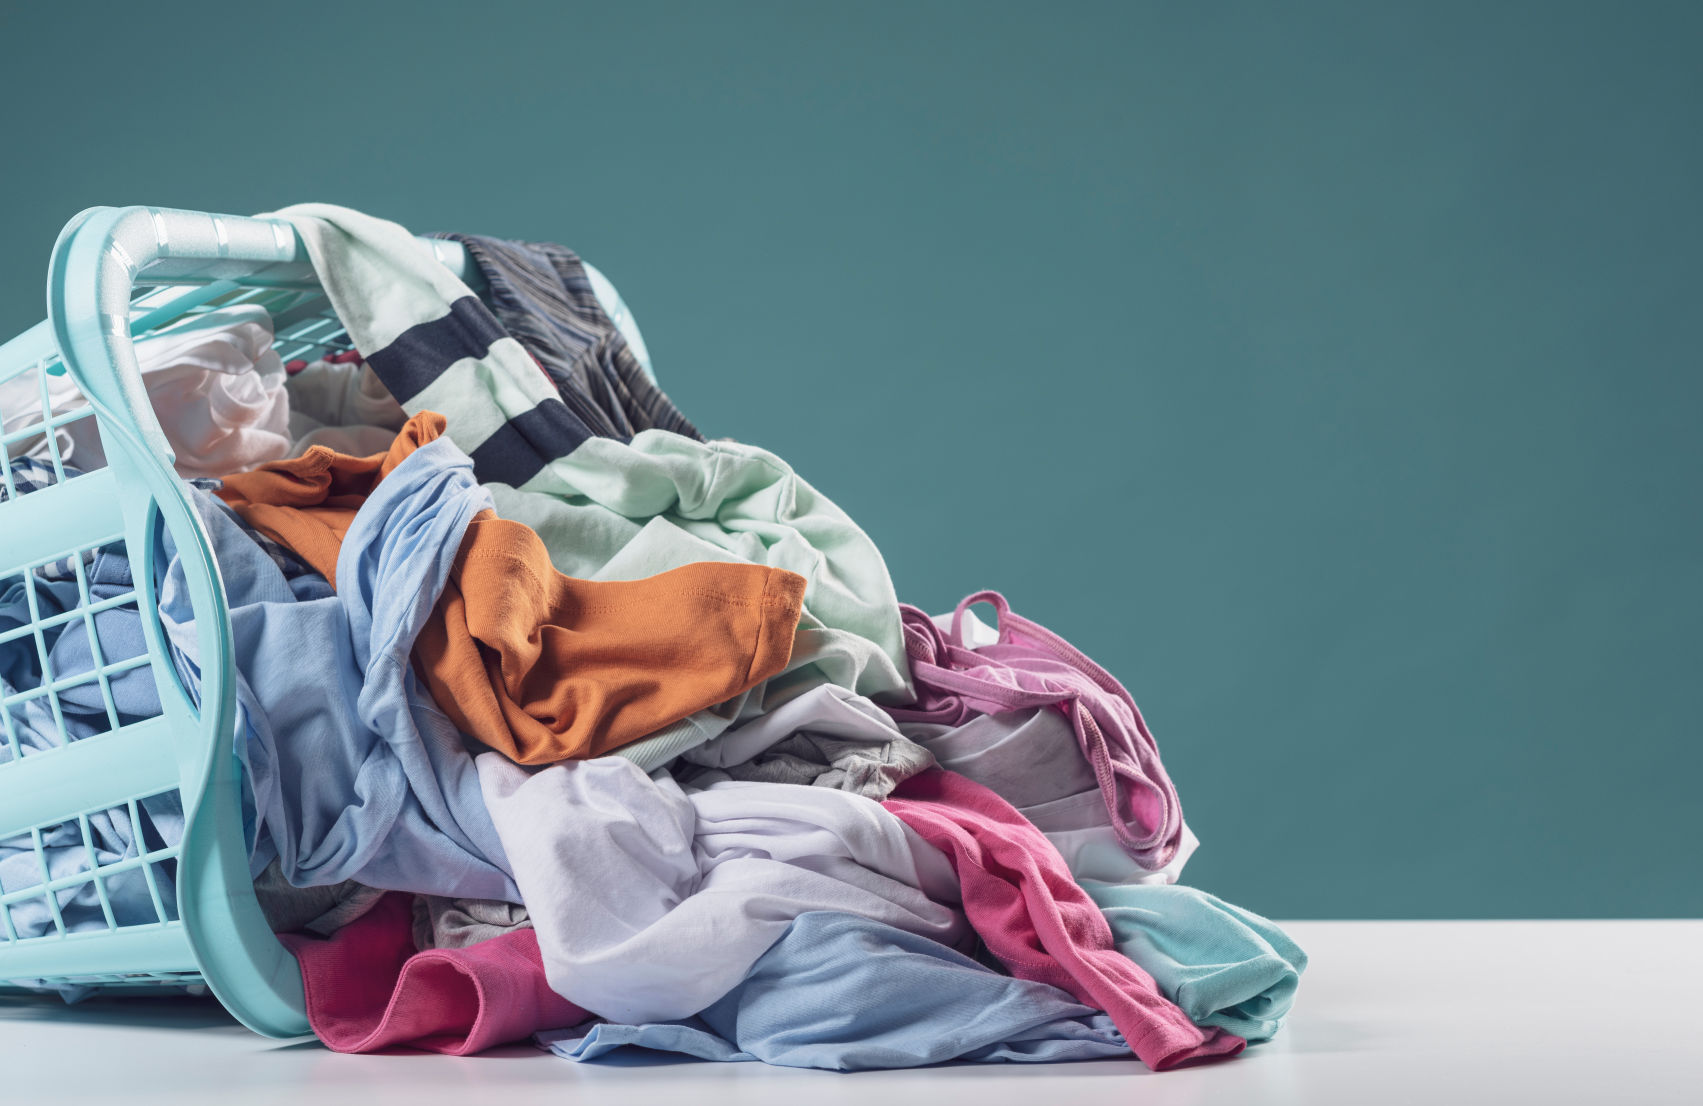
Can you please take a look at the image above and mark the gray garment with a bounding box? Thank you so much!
[678,685,934,800]
[252,860,386,937]
[897,707,1097,829]
[898,708,1200,884]
[411,895,532,951]
[681,731,934,798]
[435,234,702,442]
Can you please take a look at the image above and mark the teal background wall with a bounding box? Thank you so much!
[1,2,1697,919]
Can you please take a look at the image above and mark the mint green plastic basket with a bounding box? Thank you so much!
[0,206,649,1037]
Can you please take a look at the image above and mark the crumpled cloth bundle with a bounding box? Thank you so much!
[885,591,1187,871]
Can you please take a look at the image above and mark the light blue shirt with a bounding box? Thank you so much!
[540,911,1132,1070]
[156,437,516,900]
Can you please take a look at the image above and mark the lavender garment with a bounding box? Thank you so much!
[882,591,1185,871]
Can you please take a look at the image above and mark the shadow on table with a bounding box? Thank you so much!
[0,992,241,1032]
[1280,1017,1379,1054]
[2,991,1322,1079]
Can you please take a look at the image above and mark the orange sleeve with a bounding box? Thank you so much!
[416,515,805,764]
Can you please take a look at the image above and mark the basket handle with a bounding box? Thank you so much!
[46,206,312,1038]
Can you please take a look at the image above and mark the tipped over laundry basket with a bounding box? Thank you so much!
[0,207,649,1037]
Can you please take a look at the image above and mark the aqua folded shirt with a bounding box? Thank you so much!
[1082,882,1306,1043]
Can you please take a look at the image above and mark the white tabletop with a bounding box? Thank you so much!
[3,920,1698,1105]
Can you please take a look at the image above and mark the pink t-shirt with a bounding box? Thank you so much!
[280,893,586,1054]
[884,768,1244,1071]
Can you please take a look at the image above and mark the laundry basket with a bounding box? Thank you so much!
[0,206,650,1037]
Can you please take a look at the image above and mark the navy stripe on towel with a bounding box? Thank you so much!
[467,398,595,488]
[366,296,511,404]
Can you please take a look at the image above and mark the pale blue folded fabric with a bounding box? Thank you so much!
[1083,882,1306,1043]
[539,911,1131,1071]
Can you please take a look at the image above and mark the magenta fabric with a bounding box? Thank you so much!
[279,893,588,1055]
[885,591,1184,870]
[883,769,1244,1072]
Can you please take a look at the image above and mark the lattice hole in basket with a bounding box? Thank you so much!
[125,281,357,374]
[0,357,101,494]
[1,541,154,762]
[0,792,183,944]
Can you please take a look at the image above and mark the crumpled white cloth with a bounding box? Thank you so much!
[477,754,966,1023]
[285,358,406,455]
[676,683,934,800]
[0,304,291,478]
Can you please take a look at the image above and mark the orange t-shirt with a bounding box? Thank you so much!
[216,413,804,763]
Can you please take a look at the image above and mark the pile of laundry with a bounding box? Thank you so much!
[0,204,1304,1072]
